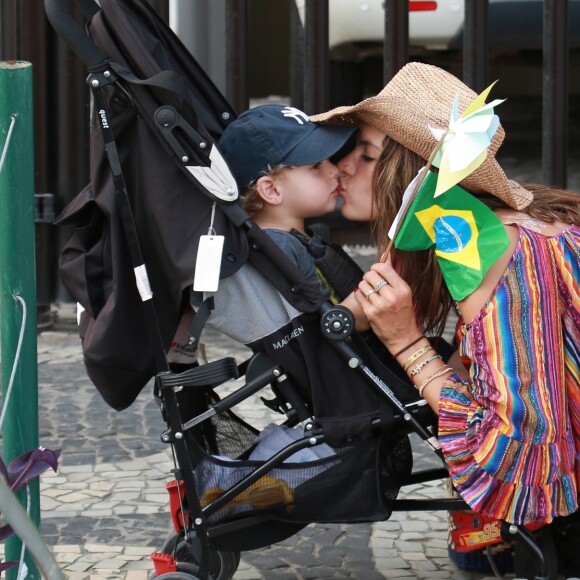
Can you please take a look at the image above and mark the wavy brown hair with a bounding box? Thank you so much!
[371,136,580,336]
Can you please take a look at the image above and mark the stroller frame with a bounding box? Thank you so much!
[44,1,556,578]
[152,308,547,579]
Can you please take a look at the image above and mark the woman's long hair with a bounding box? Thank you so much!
[371,136,580,336]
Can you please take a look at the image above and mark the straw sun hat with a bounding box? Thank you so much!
[311,62,533,210]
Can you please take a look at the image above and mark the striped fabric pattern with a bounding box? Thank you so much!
[438,224,580,525]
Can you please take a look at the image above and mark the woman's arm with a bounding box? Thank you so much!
[352,256,468,413]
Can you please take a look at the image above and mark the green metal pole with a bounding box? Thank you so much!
[0,61,40,580]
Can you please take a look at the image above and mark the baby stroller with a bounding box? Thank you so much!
[45,1,568,578]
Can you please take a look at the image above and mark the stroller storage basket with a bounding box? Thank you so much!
[192,419,412,525]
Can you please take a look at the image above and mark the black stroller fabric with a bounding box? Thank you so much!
[193,434,412,525]
[178,390,413,527]
[253,315,415,445]
[56,0,244,410]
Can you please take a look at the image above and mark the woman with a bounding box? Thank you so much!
[336,124,385,223]
[312,74,464,362]
[314,62,580,527]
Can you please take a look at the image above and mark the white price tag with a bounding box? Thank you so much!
[134,264,153,301]
[193,235,224,292]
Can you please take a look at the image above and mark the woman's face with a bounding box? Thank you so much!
[337,124,385,221]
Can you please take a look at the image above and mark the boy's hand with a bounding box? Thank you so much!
[340,291,370,332]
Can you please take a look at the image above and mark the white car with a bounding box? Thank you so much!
[327,0,464,52]
[295,0,580,107]
[294,0,464,56]
[295,0,580,57]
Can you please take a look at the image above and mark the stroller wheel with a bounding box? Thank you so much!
[161,532,240,580]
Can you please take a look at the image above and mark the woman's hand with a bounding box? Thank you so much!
[354,255,423,355]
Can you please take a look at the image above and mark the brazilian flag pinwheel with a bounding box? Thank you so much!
[391,171,509,301]
[388,82,510,301]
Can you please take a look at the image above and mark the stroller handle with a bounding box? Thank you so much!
[44,0,109,70]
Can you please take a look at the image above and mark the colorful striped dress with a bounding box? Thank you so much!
[438,223,580,525]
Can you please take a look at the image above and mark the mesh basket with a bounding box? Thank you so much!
[191,407,412,525]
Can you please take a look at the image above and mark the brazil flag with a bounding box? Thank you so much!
[394,170,509,301]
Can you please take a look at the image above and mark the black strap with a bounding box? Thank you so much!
[110,62,195,114]
[90,78,169,375]
[188,292,214,352]
[290,228,364,301]
[289,228,327,259]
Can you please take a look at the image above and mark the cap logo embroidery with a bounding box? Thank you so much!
[281,106,309,125]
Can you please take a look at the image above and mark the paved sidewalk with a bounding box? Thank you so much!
[23,288,514,580]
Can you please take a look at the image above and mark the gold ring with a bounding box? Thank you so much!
[365,289,377,298]
[374,279,389,292]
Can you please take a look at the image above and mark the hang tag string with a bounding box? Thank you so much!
[207,202,217,236]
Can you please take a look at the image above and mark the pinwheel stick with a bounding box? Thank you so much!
[381,130,450,263]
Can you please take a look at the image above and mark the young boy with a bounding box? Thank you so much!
[218,104,356,294]
[217,104,369,330]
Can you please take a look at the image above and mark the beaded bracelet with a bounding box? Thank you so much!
[402,345,433,371]
[417,365,453,396]
[409,354,442,377]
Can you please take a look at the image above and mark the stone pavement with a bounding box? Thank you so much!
[22,290,514,580]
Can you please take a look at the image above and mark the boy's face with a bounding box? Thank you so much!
[273,159,340,219]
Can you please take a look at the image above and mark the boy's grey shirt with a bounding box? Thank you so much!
[264,229,330,297]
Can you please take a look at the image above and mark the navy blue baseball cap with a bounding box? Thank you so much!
[218,104,356,192]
